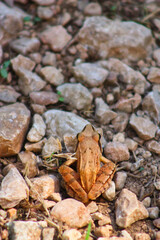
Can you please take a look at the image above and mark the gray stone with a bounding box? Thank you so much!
[43,109,89,140]
[147,207,159,219]
[102,181,116,201]
[37,6,54,20]
[115,171,127,191]
[0,85,21,103]
[0,167,29,209]
[142,90,160,123]
[112,112,129,132]
[153,49,160,66]
[72,62,108,87]
[98,58,149,94]
[130,114,157,140]
[95,97,117,124]
[0,2,28,45]
[42,51,57,66]
[10,37,40,55]
[78,16,153,62]
[0,103,30,157]
[16,68,46,96]
[57,83,93,110]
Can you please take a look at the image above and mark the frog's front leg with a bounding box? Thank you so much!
[59,165,89,203]
[88,156,116,200]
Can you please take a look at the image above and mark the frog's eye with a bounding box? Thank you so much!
[77,133,85,142]
[92,133,100,142]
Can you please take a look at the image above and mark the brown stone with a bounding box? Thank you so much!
[0,103,30,157]
[104,142,130,162]
[30,91,58,105]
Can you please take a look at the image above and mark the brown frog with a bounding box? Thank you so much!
[59,124,116,203]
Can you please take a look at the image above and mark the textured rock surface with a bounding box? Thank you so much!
[0,103,30,157]
[29,91,58,106]
[95,97,117,124]
[11,54,35,74]
[43,109,89,140]
[9,221,43,240]
[40,25,71,52]
[78,16,153,61]
[51,198,91,228]
[57,83,93,110]
[0,167,29,209]
[72,62,108,87]
[115,189,149,228]
[142,90,160,122]
[104,142,130,162]
[0,85,21,103]
[99,58,149,94]
[27,114,46,142]
[16,68,46,96]
[130,114,157,140]
[40,66,64,86]
[30,175,59,200]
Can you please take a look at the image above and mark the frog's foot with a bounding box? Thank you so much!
[59,165,89,203]
[88,160,116,200]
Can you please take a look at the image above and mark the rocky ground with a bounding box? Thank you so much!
[0,0,160,239]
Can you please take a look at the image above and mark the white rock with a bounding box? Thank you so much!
[115,189,149,228]
[27,114,46,142]
[0,167,29,209]
[51,198,91,228]
[95,98,117,124]
[57,83,93,110]
[62,229,82,240]
[102,181,116,201]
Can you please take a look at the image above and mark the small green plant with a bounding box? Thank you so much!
[85,221,92,240]
[0,60,11,79]
[110,5,117,11]
[23,16,41,24]
[57,90,64,102]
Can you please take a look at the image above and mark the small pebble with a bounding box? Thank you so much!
[115,171,127,191]
[153,218,160,229]
[102,181,115,201]
[147,207,159,219]
[87,201,98,214]
[62,229,82,240]
[142,197,151,208]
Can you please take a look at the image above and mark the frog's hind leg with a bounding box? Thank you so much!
[88,159,116,200]
[59,165,89,203]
